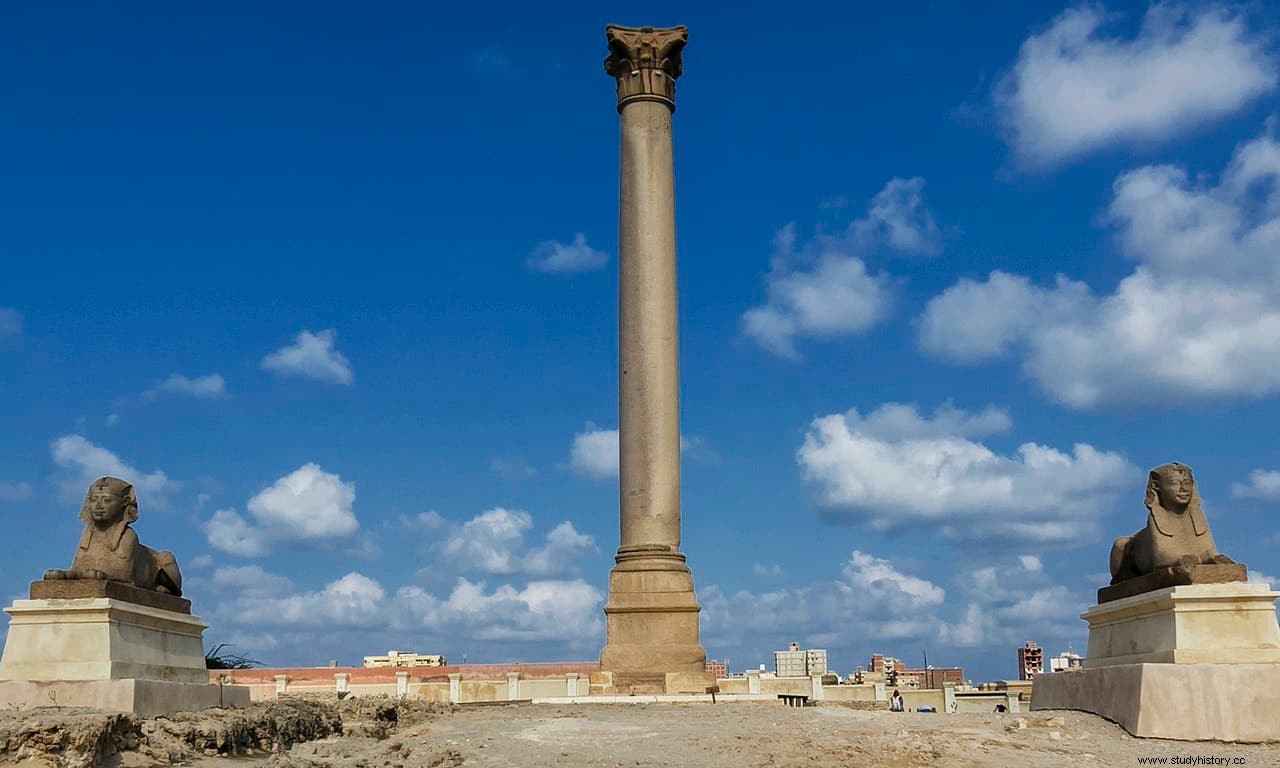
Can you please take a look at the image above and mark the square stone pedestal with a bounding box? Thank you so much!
[0,596,249,716]
[1033,583,1280,741]
[598,552,709,694]
[1083,582,1280,666]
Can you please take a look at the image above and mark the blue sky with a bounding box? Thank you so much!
[3,1,1280,682]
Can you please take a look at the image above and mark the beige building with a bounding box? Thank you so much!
[773,642,828,677]
[362,650,446,668]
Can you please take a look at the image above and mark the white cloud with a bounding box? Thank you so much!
[570,425,619,479]
[145,373,228,400]
[1232,469,1280,502]
[203,509,270,558]
[921,127,1280,408]
[702,550,950,659]
[743,178,939,358]
[528,233,608,273]
[187,554,214,570]
[395,578,604,647]
[1019,555,1043,572]
[0,308,20,335]
[203,564,605,658]
[850,177,943,255]
[797,402,1133,544]
[50,435,179,509]
[247,463,357,539]
[1248,570,1276,588]
[918,272,1089,363]
[211,565,294,595]
[202,463,358,556]
[997,4,1275,168]
[0,481,32,502]
[220,571,387,628]
[437,508,595,577]
[843,550,945,607]
[261,329,353,385]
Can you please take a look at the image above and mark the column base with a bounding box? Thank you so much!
[599,548,707,693]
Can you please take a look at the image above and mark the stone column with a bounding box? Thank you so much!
[447,672,461,704]
[506,671,520,701]
[598,23,707,692]
[395,670,409,699]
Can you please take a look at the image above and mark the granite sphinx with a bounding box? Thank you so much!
[42,476,183,596]
[1103,461,1243,602]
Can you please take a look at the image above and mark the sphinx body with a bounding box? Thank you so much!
[43,476,183,596]
[1109,462,1234,584]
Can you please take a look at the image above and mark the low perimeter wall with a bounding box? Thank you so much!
[215,667,989,711]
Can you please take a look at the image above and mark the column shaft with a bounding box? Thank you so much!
[618,99,680,554]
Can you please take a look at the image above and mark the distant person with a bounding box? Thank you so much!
[890,689,904,712]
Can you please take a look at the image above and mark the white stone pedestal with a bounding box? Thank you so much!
[1033,583,1280,741]
[0,597,249,715]
[1084,583,1280,666]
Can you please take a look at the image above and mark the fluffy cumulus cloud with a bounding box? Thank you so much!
[436,508,595,577]
[261,329,353,385]
[144,373,228,400]
[797,402,1133,544]
[217,571,388,628]
[203,463,359,556]
[920,127,1280,408]
[0,307,21,335]
[743,177,940,358]
[569,424,618,479]
[527,233,608,273]
[395,578,604,646]
[50,435,179,509]
[1232,469,1280,502]
[701,550,1084,668]
[203,566,604,659]
[997,4,1275,168]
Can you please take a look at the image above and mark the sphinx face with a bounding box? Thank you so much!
[1154,467,1194,511]
[88,488,125,525]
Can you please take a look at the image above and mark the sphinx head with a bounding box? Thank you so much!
[79,476,138,528]
[1145,462,1196,515]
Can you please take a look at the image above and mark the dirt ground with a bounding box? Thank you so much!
[221,702,1280,768]
[7,700,1280,767]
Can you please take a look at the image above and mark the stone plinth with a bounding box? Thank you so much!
[0,597,249,715]
[1084,583,1280,666]
[29,578,191,614]
[1098,563,1247,603]
[1033,663,1280,741]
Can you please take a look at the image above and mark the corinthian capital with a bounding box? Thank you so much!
[604,24,688,112]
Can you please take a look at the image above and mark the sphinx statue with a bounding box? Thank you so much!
[43,476,183,596]
[1109,461,1236,584]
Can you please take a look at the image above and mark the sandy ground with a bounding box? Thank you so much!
[187,702,1280,768]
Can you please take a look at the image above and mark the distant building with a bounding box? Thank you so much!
[705,659,727,679]
[1018,641,1043,680]
[1049,650,1083,672]
[362,650,446,668]
[774,641,828,677]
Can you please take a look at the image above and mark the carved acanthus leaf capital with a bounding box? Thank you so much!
[604,24,688,112]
